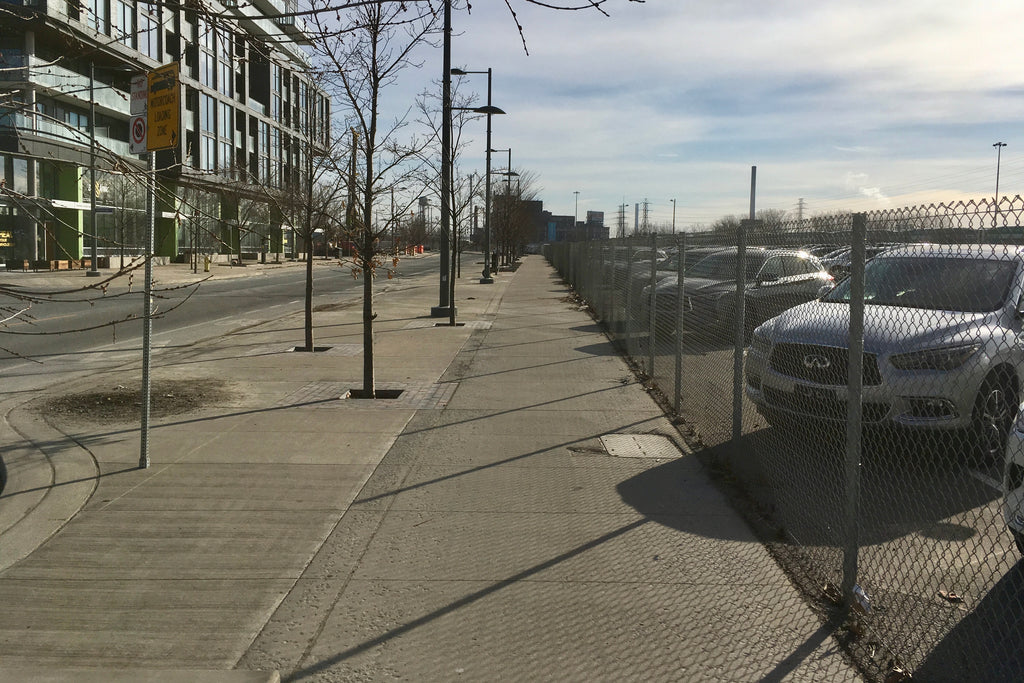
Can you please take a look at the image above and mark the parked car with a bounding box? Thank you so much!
[628,246,726,296]
[746,243,1024,461]
[642,247,833,335]
[820,244,900,280]
[1004,405,1024,554]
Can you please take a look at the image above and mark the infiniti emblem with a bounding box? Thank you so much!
[803,354,831,370]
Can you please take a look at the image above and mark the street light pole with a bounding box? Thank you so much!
[993,141,1007,234]
[451,66,504,284]
[87,62,100,276]
[671,198,676,234]
[574,190,580,240]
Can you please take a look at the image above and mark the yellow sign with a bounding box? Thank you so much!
[0,230,12,248]
[147,63,180,151]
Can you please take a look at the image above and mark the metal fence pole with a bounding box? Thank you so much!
[674,232,686,415]
[648,232,657,376]
[732,220,752,443]
[842,212,867,607]
[625,244,634,360]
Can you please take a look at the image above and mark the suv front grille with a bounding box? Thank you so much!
[769,343,882,386]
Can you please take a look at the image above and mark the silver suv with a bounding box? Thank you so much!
[745,243,1024,460]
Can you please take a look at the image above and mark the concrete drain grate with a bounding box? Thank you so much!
[599,433,681,459]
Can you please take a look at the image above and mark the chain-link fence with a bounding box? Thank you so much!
[547,197,1024,681]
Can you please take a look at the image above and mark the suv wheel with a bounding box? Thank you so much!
[973,372,1018,464]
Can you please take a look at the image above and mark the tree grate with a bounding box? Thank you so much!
[276,381,457,410]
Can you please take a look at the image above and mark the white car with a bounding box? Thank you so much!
[746,244,1024,462]
[1004,404,1024,554]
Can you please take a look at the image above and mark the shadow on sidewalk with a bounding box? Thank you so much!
[283,517,653,682]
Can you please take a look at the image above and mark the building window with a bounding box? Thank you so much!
[258,121,269,184]
[200,94,215,133]
[270,126,280,188]
[139,4,159,60]
[115,0,133,47]
[201,51,215,88]
[201,134,215,172]
[219,141,232,172]
[217,31,233,97]
[219,102,231,140]
[86,0,109,34]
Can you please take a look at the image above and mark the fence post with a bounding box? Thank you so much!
[841,213,867,608]
[648,232,657,376]
[625,241,634,361]
[674,232,686,415]
[732,220,755,443]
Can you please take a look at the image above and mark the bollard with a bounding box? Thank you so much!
[204,256,210,272]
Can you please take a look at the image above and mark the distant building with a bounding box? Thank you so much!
[538,209,607,242]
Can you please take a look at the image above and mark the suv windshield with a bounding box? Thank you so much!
[822,256,1018,312]
[687,252,766,281]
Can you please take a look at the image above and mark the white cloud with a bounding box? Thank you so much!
[378,0,1024,224]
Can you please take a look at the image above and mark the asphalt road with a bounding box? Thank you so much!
[1,256,443,364]
[0,254,458,404]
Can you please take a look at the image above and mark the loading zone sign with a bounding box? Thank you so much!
[147,62,180,151]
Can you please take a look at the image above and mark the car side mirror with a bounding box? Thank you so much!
[817,284,835,298]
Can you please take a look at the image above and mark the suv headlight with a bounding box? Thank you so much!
[889,343,981,371]
[749,330,772,356]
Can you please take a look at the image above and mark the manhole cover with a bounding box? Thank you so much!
[600,434,680,459]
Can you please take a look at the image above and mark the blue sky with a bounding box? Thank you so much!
[390,0,1024,230]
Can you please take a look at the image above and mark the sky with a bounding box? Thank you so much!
[384,0,1024,231]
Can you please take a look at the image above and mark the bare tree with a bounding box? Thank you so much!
[308,1,438,398]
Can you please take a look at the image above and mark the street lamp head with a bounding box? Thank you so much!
[450,68,468,75]
[455,105,506,115]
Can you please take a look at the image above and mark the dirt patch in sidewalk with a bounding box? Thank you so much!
[38,379,232,424]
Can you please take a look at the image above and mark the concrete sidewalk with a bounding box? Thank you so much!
[0,256,861,681]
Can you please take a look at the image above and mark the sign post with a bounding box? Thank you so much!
[139,62,179,469]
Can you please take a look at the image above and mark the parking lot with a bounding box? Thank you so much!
[551,234,1024,681]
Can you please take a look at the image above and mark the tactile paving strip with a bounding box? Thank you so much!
[277,381,457,410]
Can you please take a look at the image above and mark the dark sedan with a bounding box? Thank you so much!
[643,247,834,337]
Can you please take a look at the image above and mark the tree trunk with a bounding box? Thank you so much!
[362,256,374,397]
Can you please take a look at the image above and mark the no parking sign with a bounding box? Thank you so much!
[130,115,147,154]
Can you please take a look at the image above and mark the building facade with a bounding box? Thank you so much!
[0,0,329,266]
